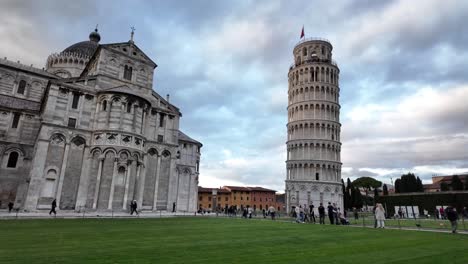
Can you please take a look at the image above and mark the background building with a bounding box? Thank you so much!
[285,38,343,213]
[0,29,201,212]
[197,186,284,212]
[424,174,468,192]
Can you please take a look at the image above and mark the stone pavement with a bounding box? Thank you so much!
[1,210,467,235]
[0,209,196,220]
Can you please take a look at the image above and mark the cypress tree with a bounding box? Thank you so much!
[452,175,464,191]
[395,179,401,193]
[416,177,424,192]
[383,184,388,195]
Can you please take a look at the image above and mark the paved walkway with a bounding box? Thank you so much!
[0,210,196,219]
[1,211,467,235]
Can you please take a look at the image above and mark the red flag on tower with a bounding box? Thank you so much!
[300,26,305,39]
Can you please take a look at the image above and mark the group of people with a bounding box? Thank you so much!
[239,205,277,220]
[292,202,349,225]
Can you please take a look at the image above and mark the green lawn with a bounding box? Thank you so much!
[0,217,467,264]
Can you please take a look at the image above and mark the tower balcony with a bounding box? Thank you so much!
[289,57,338,71]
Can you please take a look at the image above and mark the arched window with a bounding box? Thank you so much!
[315,172,319,181]
[302,47,307,56]
[126,102,132,113]
[17,80,26,94]
[102,100,107,111]
[7,152,19,168]
[124,65,133,80]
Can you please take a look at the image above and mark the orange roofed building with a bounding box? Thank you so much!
[197,186,284,212]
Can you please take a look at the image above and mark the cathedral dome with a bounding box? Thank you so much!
[62,29,100,57]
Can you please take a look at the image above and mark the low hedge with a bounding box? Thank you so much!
[375,191,468,216]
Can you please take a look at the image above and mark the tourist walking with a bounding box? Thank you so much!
[353,207,359,220]
[375,203,386,228]
[333,204,339,225]
[8,202,13,213]
[398,208,403,219]
[172,202,176,213]
[445,206,459,233]
[130,200,139,215]
[248,206,253,219]
[295,206,302,223]
[268,205,276,220]
[303,205,310,222]
[439,207,445,220]
[49,199,57,216]
[327,202,334,225]
[318,203,325,224]
[309,204,316,223]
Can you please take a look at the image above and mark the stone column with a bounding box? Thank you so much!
[187,173,194,212]
[75,146,91,209]
[107,157,118,210]
[152,155,161,210]
[24,140,50,211]
[119,102,124,130]
[92,157,104,209]
[136,157,146,209]
[167,157,177,210]
[56,142,70,208]
[122,160,132,209]
[140,109,146,134]
[106,102,112,127]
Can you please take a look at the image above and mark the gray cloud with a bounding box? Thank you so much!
[2,0,467,191]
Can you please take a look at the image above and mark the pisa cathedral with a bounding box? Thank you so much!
[285,38,343,212]
[0,29,201,212]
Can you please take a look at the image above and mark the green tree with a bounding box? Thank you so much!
[353,177,382,208]
[346,178,353,208]
[352,187,363,208]
[440,182,449,191]
[416,177,424,192]
[383,184,389,195]
[400,173,418,193]
[394,179,401,193]
[352,177,382,190]
[342,179,351,210]
[451,175,464,191]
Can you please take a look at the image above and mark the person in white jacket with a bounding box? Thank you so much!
[375,203,386,228]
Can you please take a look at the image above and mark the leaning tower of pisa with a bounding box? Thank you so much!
[285,38,342,213]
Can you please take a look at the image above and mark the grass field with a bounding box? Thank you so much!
[0,217,467,264]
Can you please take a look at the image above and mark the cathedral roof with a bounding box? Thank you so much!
[62,29,101,57]
[178,130,202,146]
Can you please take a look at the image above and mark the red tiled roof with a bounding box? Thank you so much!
[249,186,277,192]
[222,186,251,191]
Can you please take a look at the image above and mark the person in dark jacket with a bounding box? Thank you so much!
[309,204,316,223]
[8,202,14,213]
[445,206,459,233]
[318,203,325,224]
[49,199,57,215]
[130,200,139,215]
[327,202,334,224]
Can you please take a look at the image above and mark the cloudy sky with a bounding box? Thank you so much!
[2,0,468,191]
